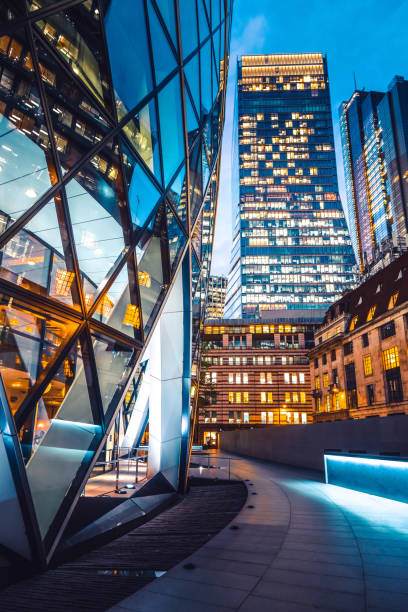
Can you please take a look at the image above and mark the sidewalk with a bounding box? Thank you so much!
[110,453,408,611]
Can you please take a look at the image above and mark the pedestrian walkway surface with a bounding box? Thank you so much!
[110,453,408,612]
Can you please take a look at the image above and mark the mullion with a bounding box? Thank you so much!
[82,325,106,431]
[96,0,118,126]
[150,0,180,63]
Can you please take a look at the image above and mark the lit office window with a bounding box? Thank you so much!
[228,392,234,403]
[261,411,267,424]
[260,392,266,403]
[260,372,266,384]
[284,372,290,383]
[300,392,306,403]
[301,413,307,424]
[315,376,320,389]
[323,373,328,388]
[266,372,272,384]
[243,412,249,423]
[299,372,305,384]
[236,392,242,403]
[228,373,234,384]
[243,372,248,384]
[291,374,298,384]
[243,392,249,403]
[267,411,273,423]
[236,373,241,384]
[382,347,399,370]
[363,355,373,376]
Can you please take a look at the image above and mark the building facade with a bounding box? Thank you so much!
[340,77,408,272]
[310,251,408,421]
[224,53,356,319]
[196,319,316,446]
[206,274,227,319]
[0,0,232,566]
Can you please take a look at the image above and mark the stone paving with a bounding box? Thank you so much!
[110,453,408,612]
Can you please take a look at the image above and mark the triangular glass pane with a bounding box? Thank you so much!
[191,249,200,296]
[184,85,199,139]
[166,204,187,277]
[122,98,161,182]
[92,331,135,416]
[92,258,142,341]
[197,0,210,43]
[155,0,177,46]
[202,144,211,196]
[212,43,219,103]
[192,210,203,261]
[166,165,188,230]
[35,2,113,109]
[105,0,153,115]
[121,139,162,231]
[179,0,198,60]
[147,1,177,85]
[64,170,126,294]
[184,53,200,120]
[214,25,221,80]
[157,75,185,187]
[189,140,203,224]
[200,40,213,116]
[0,196,80,310]
[212,0,221,31]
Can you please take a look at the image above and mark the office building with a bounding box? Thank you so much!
[340,77,408,272]
[0,0,232,566]
[196,319,316,446]
[310,251,408,421]
[206,275,227,319]
[224,53,356,319]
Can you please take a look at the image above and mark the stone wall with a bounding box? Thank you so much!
[219,415,408,471]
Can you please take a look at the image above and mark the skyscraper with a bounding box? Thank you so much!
[340,76,408,272]
[0,0,232,566]
[224,53,356,320]
[206,275,227,319]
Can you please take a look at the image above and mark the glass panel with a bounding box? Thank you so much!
[147,1,177,85]
[92,259,142,340]
[105,0,153,115]
[35,2,112,108]
[189,140,203,223]
[92,332,134,415]
[0,196,80,309]
[179,0,198,60]
[166,164,187,229]
[0,32,56,232]
[166,204,187,276]
[138,211,166,333]
[158,75,185,187]
[64,157,126,294]
[197,0,210,43]
[184,85,199,140]
[155,0,177,46]
[121,139,162,231]
[192,210,202,260]
[122,99,161,181]
[184,53,200,122]
[200,40,212,115]
[191,249,200,296]
[202,143,211,195]
[0,296,76,418]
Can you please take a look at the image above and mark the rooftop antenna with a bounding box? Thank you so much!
[353,71,357,91]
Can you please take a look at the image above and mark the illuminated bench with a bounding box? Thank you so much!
[324,453,408,504]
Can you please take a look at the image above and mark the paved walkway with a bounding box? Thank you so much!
[110,453,408,612]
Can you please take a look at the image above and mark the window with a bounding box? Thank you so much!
[260,372,266,384]
[323,373,328,388]
[219,357,223,365]
[299,373,305,384]
[363,355,372,376]
[294,412,300,424]
[211,411,217,423]
[204,372,211,383]
[284,372,290,384]
[260,392,266,403]
[335,326,340,334]
[343,341,353,356]
[333,368,338,385]
[242,357,247,365]
[300,392,306,403]
[261,411,267,424]
[229,411,234,423]
[243,392,249,403]
[285,391,291,403]
[366,385,375,406]
[228,373,233,384]
[211,372,217,384]
[257,356,263,365]
[388,292,399,310]
[292,392,299,403]
[228,392,234,403]
[382,346,399,370]
[349,316,358,331]
[235,357,240,365]
[315,376,320,390]
[362,333,369,348]
[301,413,307,424]
[314,357,318,368]
[366,305,376,322]
[322,353,327,365]
[228,357,233,365]
[331,349,336,361]
[291,374,298,384]
[243,412,249,423]
[236,411,242,423]
[243,372,248,384]
[265,356,272,365]
[236,373,241,384]
[267,411,273,424]
[380,321,395,340]
[326,396,331,411]
[266,372,272,384]
[236,392,242,403]
[267,392,273,403]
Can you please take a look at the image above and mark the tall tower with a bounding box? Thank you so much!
[340,77,408,272]
[224,53,356,320]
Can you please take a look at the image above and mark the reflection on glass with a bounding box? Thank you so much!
[158,75,185,186]
[155,0,177,45]
[166,206,187,276]
[167,166,188,229]
[179,0,198,60]
[189,140,203,222]
[192,211,202,260]
[122,100,161,180]
[147,1,177,86]
[92,333,133,415]
[200,40,212,115]
[184,54,200,121]
[138,233,164,333]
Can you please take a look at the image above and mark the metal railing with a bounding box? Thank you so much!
[84,447,148,496]
[190,452,243,480]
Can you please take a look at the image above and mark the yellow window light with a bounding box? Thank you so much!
[54,269,75,296]
[123,304,141,328]
[138,270,151,287]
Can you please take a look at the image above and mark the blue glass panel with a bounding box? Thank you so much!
[179,0,198,60]
[105,0,153,114]
[92,333,134,415]
[189,140,203,223]
[184,85,199,140]
[155,0,177,46]
[147,1,178,85]
[192,210,202,260]
[200,40,212,115]
[158,76,185,186]
[197,0,210,43]
[191,248,200,296]
[211,0,221,31]
[166,205,187,276]
[166,165,188,229]
[122,98,161,182]
[121,140,162,231]
[184,53,200,120]
[202,145,211,195]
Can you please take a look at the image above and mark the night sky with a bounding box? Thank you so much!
[211,0,408,275]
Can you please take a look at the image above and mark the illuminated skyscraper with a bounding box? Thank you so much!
[206,275,227,319]
[224,53,356,320]
[340,77,408,272]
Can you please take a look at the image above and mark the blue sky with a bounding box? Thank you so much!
[211,0,408,275]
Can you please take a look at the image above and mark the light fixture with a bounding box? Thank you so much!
[25,188,38,198]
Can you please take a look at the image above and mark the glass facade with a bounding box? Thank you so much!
[225,53,356,319]
[0,0,232,565]
[206,274,227,319]
[340,77,408,271]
